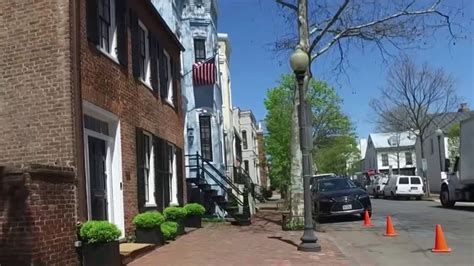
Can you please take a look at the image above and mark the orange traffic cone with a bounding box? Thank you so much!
[363,210,373,227]
[432,224,452,253]
[383,216,398,236]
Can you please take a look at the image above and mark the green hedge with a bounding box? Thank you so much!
[79,221,121,244]
[160,221,178,240]
[163,206,187,221]
[133,211,165,229]
[183,203,206,216]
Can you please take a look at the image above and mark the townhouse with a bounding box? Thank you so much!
[0,0,185,264]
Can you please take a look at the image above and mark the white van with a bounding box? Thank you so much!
[383,175,424,200]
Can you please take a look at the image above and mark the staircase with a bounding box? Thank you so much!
[234,167,267,203]
[186,153,251,226]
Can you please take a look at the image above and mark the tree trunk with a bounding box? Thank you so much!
[419,136,431,197]
[288,84,304,223]
[287,0,312,225]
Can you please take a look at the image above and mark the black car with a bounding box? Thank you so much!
[312,177,372,219]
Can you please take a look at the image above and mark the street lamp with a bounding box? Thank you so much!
[435,128,444,172]
[290,47,321,252]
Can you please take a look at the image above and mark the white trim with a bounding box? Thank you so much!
[143,131,157,207]
[163,50,173,103]
[170,146,178,205]
[83,101,125,237]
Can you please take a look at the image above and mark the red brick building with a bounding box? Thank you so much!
[0,0,185,264]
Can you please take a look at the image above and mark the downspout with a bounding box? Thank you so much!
[71,0,87,221]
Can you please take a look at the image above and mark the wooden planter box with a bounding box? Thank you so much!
[184,215,202,228]
[135,228,164,246]
[81,241,120,266]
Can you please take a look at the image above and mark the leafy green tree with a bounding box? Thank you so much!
[264,74,356,199]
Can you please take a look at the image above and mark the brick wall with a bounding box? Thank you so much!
[0,0,76,168]
[79,0,185,235]
[0,165,77,266]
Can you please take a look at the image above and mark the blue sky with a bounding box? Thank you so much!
[218,0,474,140]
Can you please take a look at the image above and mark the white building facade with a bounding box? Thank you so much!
[364,132,417,176]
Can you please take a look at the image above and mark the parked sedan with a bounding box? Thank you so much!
[312,177,372,219]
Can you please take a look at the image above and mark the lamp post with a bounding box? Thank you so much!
[290,47,321,252]
[435,128,444,172]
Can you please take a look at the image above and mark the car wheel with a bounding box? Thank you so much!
[416,196,422,200]
[440,185,456,208]
[391,191,396,200]
[374,190,379,199]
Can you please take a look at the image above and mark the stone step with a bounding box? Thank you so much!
[120,243,156,265]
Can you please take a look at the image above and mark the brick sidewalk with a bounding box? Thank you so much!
[129,210,351,266]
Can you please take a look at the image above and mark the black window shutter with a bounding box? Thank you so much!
[115,0,128,67]
[149,34,158,93]
[159,48,167,99]
[171,57,178,106]
[163,143,171,207]
[136,128,146,213]
[176,148,184,206]
[86,0,99,44]
[130,9,140,78]
[153,136,164,211]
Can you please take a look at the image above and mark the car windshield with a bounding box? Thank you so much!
[318,178,357,192]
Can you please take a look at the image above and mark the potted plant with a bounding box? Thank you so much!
[79,221,121,266]
[133,211,165,246]
[183,203,205,228]
[163,206,187,235]
[160,221,178,241]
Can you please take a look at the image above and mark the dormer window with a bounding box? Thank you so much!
[388,136,399,147]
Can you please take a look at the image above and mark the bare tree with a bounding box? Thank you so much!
[275,0,460,223]
[370,56,458,196]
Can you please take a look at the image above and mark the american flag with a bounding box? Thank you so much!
[192,56,217,87]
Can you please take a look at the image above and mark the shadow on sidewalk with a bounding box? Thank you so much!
[268,236,299,247]
[254,211,283,226]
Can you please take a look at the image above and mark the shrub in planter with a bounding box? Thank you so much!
[183,203,205,228]
[164,206,187,235]
[79,221,121,266]
[133,211,165,246]
[160,221,178,241]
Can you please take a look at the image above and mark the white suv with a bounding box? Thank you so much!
[383,175,424,200]
[367,176,389,198]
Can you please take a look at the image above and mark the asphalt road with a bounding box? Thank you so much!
[320,198,474,266]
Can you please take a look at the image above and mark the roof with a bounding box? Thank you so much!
[145,0,185,51]
[369,131,416,149]
[429,111,474,132]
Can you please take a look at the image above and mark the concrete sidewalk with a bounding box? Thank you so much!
[129,210,351,266]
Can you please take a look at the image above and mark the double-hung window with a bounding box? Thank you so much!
[194,39,206,62]
[382,154,389,167]
[168,145,178,205]
[242,130,248,150]
[199,116,213,161]
[97,0,117,58]
[405,152,413,165]
[138,21,151,86]
[143,132,156,206]
[163,50,173,103]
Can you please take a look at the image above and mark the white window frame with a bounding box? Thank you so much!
[97,0,118,61]
[138,20,152,88]
[143,132,156,207]
[163,50,174,104]
[169,145,179,205]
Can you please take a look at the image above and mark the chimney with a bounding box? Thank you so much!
[458,103,470,113]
